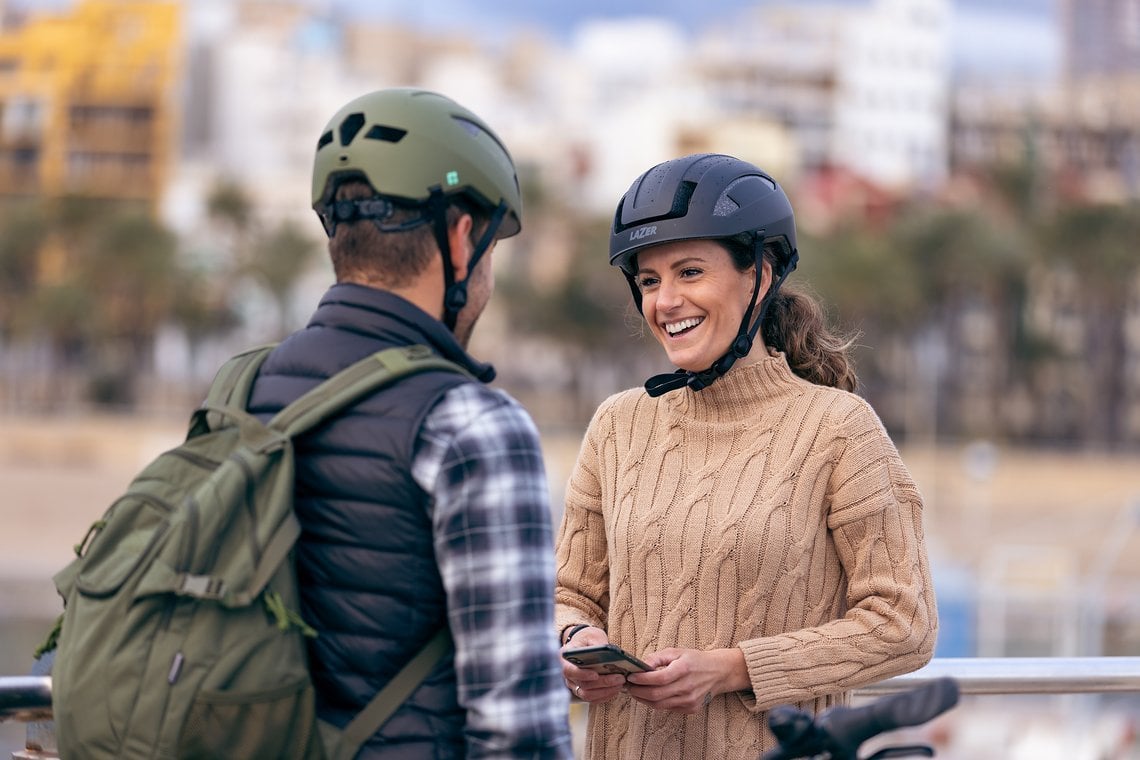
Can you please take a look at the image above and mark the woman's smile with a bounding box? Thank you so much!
[664,316,704,337]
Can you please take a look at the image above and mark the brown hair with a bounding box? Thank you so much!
[328,180,485,287]
[725,238,859,392]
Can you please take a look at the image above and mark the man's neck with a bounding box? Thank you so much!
[339,275,444,323]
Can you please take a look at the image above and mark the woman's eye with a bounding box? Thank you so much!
[636,276,658,290]
[680,268,702,278]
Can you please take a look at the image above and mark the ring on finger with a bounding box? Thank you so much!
[574,684,582,697]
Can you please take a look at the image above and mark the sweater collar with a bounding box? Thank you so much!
[664,351,804,423]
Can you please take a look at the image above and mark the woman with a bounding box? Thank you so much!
[554,154,937,759]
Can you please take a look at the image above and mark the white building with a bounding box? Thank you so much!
[168,0,372,236]
[170,0,953,232]
[698,0,951,190]
[552,17,708,215]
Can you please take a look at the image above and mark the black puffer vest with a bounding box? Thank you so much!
[246,283,494,758]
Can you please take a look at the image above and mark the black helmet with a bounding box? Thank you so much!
[609,153,800,397]
[311,88,521,331]
[610,153,796,277]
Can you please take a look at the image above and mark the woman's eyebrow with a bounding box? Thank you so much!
[637,256,706,275]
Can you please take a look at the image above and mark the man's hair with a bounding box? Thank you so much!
[328,180,487,287]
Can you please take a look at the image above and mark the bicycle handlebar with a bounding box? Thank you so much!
[760,677,960,760]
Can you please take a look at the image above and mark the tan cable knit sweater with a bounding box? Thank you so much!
[554,352,937,759]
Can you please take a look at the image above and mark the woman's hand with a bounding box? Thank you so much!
[560,626,626,703]
[624,647,747,714]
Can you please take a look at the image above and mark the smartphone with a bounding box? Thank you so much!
[562,644,652,674]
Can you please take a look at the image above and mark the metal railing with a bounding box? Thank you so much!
[0,678,49,724]
[4,657,1140,757]
[858,655,1140,695]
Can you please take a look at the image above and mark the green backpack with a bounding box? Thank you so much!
[40,343,465,760]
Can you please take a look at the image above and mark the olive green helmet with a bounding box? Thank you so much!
[311,87,522,238]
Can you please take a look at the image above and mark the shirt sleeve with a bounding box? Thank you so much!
[412,382,574,759]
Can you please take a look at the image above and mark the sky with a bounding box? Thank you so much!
[7,0,1061,81]
[324,0,1061,80]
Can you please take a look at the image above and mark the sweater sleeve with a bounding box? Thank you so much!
[553,395,618,636]
[737,395,939,711]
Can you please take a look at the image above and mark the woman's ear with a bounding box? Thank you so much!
[757,259,774,301]
[447,213,475,281]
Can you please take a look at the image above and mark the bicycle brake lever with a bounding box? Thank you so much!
[767,706,815,745]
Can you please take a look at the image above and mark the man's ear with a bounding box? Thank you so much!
[447,213,475,281]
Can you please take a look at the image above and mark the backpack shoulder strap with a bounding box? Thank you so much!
[207,344,278,409]
[269,344,470,439]
[332,628,454,760]
[189,344,277,438]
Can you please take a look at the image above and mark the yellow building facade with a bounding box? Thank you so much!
[0,0,181,208]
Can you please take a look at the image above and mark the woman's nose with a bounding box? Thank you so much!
[656,278,684,309]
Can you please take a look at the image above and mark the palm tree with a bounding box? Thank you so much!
[206,178,256,243]
[0,202,48,340]
[245,218,322,337]
[1037,203,1140,446]
[206,179,324,339]
[77,210,181,406]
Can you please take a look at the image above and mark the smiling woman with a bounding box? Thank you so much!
[553,153,938,760]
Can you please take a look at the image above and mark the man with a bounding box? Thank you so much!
[246,88,574,758]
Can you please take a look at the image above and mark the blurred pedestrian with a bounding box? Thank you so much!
[555,153,937,759]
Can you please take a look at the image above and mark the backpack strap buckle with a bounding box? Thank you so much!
[177,573,226,600]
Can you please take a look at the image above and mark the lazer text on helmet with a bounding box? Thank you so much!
[630,225,657,241]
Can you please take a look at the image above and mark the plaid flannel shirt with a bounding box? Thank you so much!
[412,382,574,759]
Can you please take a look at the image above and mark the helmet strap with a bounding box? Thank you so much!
[429,188,509,332]
[426,189,459,330]
[643,241,796,398]
[623,271,644,315]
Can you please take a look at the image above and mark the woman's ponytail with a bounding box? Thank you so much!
[762,285,859,392]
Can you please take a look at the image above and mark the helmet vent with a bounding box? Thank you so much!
[670,180,697,217]
[453,115,485,138]
[452,115,513,163]
[365,124,407,143]
[338,112,366,146]
[317,131,333,150]
[713,193,740,217]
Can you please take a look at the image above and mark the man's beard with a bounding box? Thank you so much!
[452,311,480,349]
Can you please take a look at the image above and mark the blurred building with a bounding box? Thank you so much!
[170,0,362,233]
[698,0,951,190]
[1060,0,1140,198]
[1061,0,1140,78]
[952,0,1140,201]
[947,0,1140,446]
[0,0,180,209]
[174,0,954,222]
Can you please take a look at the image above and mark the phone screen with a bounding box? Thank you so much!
[562,644,652,674]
